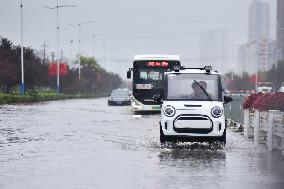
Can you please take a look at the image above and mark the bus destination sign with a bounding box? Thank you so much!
[146,61,169,67]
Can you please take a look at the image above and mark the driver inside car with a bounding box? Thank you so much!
[189,81,211,100]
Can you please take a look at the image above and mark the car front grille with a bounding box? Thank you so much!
[173,115,213,134]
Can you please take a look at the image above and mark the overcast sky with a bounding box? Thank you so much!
[0,0,276,76]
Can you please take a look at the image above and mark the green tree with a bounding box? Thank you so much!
[61,56,122,94]
[0,38,49,94]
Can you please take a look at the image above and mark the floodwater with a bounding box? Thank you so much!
[0,98,283,189]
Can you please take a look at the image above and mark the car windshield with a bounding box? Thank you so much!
[111,91,128,97]
[134,69,163,89]
[167,73,220,101]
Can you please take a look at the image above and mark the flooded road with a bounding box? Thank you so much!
[0,98,284,189]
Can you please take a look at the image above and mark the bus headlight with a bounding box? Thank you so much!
[211,106,223,118]
[164,106,176,117]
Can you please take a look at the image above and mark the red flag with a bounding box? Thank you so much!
[49,63,57,76]
[60,63,68,76]
[49,63,68,76]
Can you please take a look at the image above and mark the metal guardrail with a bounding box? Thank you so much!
[224,93,246,124]
[244,110,284,151]
[225,93,284,151]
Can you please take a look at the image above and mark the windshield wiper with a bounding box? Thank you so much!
[193,80,212,102]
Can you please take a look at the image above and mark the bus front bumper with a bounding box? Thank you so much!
[132,101,161,112]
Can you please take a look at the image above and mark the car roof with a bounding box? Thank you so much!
[165,69,220,75]
[111,90,128,94]
[134,54,180,61]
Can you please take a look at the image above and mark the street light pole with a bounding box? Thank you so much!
[79,23,81,80]
[92,32,106,58]
[44,1,77,93]
[70,20,95,80]
[20,0,24,96]
[56,0,60,94]
[69,40,74,65]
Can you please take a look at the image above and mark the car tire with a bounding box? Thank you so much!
[220,128,226,145]
[160,124,166,144]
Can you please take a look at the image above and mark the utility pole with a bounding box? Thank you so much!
[43,42,46,64]
[69,40,74,65]
[70,20,95,80]
[20,0,24,96]
[51,52,55,62]
[61,49,63,61]
[44,1,77,93]
[41,42,49,64]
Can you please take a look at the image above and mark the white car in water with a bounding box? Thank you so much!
[257,82,275,93]
[154,66,233,144]
[278,82,284,92]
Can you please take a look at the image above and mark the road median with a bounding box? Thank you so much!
[0,93,107,105]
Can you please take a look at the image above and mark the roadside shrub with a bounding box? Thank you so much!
[243,92,284,111]
[242,92,263,110]
[268,92,284,111]
[252,93,271,111]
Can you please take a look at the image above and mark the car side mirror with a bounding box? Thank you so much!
[224,95,233,104]
[153,94,162,103]
[127,70,131,79]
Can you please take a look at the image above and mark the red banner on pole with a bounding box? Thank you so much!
[49,63,57,75]
[49,63,68,76]
[60,64,68,76]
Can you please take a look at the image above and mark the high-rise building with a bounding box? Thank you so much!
[277,0,284,62]
[249,0,270,41]
[200,30,229,73]
[239,39,275,74]
[238,39,276,74]
[238,0,274,74]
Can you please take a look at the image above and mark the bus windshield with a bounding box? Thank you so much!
[134,69,163,89]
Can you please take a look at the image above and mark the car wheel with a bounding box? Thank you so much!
[220,128,226,145]
[160,124,166,144]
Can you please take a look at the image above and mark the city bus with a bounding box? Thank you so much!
[127,55,181,114]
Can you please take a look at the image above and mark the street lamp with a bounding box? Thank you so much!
[44,1,77,94]
[20,0,24,96]
[69,20,95,80]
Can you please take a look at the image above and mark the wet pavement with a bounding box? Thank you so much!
[0,98,284,189]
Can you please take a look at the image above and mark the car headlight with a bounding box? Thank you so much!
[211,106,223,118]
[164,105,176,117]
[133,101,143,107]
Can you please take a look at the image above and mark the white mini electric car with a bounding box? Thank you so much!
[154,66,233,144]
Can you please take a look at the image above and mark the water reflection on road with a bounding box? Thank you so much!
[0,98,284,189]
